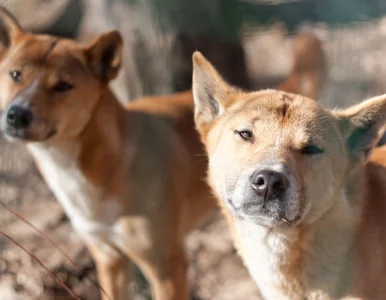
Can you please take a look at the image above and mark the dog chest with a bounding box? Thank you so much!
[27,143,121,244]
[236,226,305,300]
[235,215,354,299]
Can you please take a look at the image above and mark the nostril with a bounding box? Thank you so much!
[20,110,32,126]
[7,110,16,124]
[273,181,283,191]
[277,175,289,191]
[256,176,265,186]
[252,173,268,194]
[269,174,289,198]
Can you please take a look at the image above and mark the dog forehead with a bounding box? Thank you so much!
[4,35,54,63]
[230,90,325,126]
[5,37,88,78]
[46,42,88,72]
[220,90,335,149]
[8,35,84,65]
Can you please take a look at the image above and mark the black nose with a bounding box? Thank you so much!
[6,106,33,129]
[251,170,289,201]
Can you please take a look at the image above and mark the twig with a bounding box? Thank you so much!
[0,231,82,300]
[0,199,112,300]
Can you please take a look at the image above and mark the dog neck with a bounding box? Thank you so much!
[231,190,359,300]
[28,87,128,192]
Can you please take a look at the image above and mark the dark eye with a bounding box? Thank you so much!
[301,145,324,155]
[53,81,74,92]
[9,70,22,82]
[236,130,254,142]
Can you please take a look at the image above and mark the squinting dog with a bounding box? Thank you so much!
[0,6,325,300]
[193,52,386,300]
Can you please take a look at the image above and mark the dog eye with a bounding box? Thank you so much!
[53,81,74,92]
[236,130,254,142]
[301,145,324,155]
[9,70,22,82]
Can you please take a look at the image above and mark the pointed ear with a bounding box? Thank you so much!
[85,30,123,82]
[334,94,386,162]
[192,51,236,133]
[0,7,24,54]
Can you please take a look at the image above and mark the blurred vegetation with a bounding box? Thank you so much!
[47,0,386,41]
[121,0,386,39]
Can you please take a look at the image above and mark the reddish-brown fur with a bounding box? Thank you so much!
[0,6,326,299]
[351,146,386,299]
[0,8,214,300]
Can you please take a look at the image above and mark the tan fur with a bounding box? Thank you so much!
[0,7,326,299]
[193,51,386,300]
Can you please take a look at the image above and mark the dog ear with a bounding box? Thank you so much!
[192,51,236,133]
[0,7,24,54]
[335,94,386,162]
[85,30,123,82]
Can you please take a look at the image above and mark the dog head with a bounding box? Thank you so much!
[193,52,386,228]
[0,7,122,142]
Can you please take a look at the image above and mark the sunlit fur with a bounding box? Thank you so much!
[193,51,386,300]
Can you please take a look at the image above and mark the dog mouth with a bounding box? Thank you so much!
[4,126,57,142]
[227,199,246,220]
[227,198,300,227]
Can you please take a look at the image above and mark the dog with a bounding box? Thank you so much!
[0,7,216,300]
[0,6,326,299]
[192,51,386,299]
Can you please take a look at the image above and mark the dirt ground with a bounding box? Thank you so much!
[0,136,259,300]
[2,7,386,300]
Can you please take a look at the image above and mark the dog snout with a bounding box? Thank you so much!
[6,106,33,129]
[251,170,289,201]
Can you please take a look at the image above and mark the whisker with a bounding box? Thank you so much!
[281,218,291,225]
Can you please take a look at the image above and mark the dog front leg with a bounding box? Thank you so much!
[133,245,189,300]
[154,251,189,300]
[87,243,131,300]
